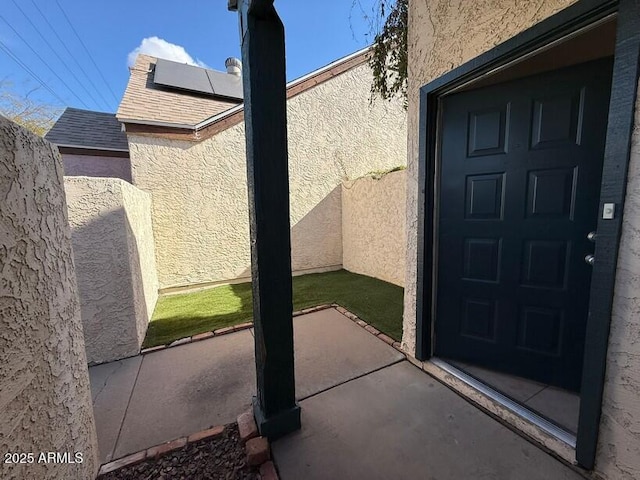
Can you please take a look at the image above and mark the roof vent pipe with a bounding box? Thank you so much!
[225,57,242,76]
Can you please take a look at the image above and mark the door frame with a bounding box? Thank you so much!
[415,0,640,469]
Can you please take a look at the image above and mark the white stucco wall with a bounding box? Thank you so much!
[128,62,407,289]
[65,176,159,364]
[406,1,640,477]
[342,169,406,286]
[0,117,99,480]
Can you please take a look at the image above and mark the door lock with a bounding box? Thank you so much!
[585,254,595,266]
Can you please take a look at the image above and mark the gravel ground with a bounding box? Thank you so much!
[100,424,259,480]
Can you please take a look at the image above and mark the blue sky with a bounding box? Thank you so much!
[0,1,380,113]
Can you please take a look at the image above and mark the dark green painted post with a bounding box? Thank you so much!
[228,0,300,439]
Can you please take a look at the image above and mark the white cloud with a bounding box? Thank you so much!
[127,36,209,68]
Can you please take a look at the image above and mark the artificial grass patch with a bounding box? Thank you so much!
[143,269,403,348]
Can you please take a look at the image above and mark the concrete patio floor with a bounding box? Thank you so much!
[90,307,582,479]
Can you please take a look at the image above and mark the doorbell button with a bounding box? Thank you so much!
[603,203,615,219]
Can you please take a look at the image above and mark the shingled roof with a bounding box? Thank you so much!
[121,47,371,142]
[117,55,241,127]
[46,107,129,152]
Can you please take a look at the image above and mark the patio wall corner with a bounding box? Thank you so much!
[0,117,99,480]
[342,169,406,286]
[127,61,407,290]
[65,176,159,364]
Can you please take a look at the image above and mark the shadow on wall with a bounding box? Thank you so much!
[290,185,342,273]
[71,207,150,364]
[156,185,344,293]
[144,184,344,347]
[125,210,152,344]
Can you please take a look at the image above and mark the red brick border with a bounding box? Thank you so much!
[237,409,279,480]
[97,425,226,476]
[331,304,404,354]
[140,303,404,355]
[103,304,397,478]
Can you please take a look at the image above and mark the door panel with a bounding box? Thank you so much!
[436,59,613,392]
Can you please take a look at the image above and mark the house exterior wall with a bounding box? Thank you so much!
[596,93,640,480]
[65,177,159,364]
[342,169,406,286]
[405,1,640,477]
[62,152,132,182]
[128,62,407,290]
[0,118,99,480]
[403,0,577,355]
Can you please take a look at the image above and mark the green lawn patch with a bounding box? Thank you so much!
[144,269,404,348]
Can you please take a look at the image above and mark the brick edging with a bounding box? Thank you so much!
[140,304,335,355]
[331,304,404,353]
[238,410,278,480]
[97,425,225,476]
[102,304,399,478]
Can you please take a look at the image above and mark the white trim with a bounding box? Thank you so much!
[119,118,196,130]
[54,143,129,153]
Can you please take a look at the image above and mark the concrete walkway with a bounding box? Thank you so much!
[90,307,582,479]
[89,308,403,463]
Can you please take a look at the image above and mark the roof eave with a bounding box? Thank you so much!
[53,143,130,153]
[118,117,196,130]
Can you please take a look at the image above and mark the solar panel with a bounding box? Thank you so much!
[154,58,243,100]
[154,59,214,95]
[207,70,243,99]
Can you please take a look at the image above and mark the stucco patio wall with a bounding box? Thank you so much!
[0,118,99,479]
[65,176,159,364]
[128,62,407,290]
[405,0,639,477]
[342,169,406,286]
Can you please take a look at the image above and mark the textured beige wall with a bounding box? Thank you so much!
[129,62,407,289]
[403,0,577,353]
[405,1,640,476]
[0,118,99,479]
[342,169,406,286]
[65,177,159,364]
[594,85,640,480]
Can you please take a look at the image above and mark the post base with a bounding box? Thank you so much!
[253,397,301,440]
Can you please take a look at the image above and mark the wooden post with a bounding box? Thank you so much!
[228,0,300,439]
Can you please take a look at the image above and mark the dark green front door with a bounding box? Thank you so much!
[436,58,613,392]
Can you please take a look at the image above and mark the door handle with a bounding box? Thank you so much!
[585,254,595,266]
[587,231,597,242]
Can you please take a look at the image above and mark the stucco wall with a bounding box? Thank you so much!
[62,153,131,182]
[405,1,640,477]
[342,169,406,286]
[65,176,159,364]
[129,62,407,289]
[0,117,99,479]
[403,0,578,353]
[594,83,640,480]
